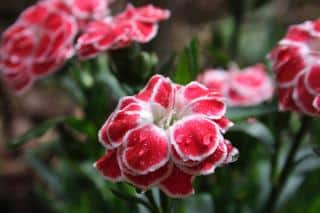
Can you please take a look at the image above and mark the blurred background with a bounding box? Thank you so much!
[1,0,320,212]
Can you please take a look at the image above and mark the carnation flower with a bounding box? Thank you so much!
[66,0,112,20]
[0,0,78,94]
[76,4,170,59]
[269,19,320,115]
[197,64,274,106]
[94,75,238,198]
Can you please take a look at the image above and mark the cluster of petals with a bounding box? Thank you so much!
[95,75,238,198]
[76,4,170,59]
[0,0,168,94]
[269,19,320,115]
[0,0,78,93]
[197,64,274,106]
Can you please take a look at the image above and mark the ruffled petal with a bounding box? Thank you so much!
[313,96,320,111]
[181,141,227,175]
[181,97,226,119]
[277,87,299,111]
[305,64,320,95]
[213,116,234,133]
[170,116,221,161]
[134,5,170,23]
[99,102,152,149]
[136,75,174,108]
[159,165,194,198]
[123,163,172,190]
[122,124,169,175]
[272,46,305,87]
[131,21,158,43]
[223,140,239,164]
[293,75,319,115]
[94,150,122,182]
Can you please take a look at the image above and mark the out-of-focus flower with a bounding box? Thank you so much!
[76,4,170,59]
[269,20,320,116]
[95,75,238,198]
[0,0,78,94]
[66,0,112,20]
[197,64,274,106]
[62,0,113,29]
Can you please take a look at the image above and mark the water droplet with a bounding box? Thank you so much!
[229,149,239,163]
[138,150,145,157]
[202,135,213,146]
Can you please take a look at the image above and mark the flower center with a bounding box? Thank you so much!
[154,108,178,129]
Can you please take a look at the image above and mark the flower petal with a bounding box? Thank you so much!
[293,74,319,115]
[170,116,221,161]
[122,124,169,175]
[159,165,194,198]
[313,96,320,111]
[305,64,320,95]
[213,116,234,133]
[223,140,239,164]
[181,141,227,175]
[272,46,305,87]
[123,163,173,190]
[99,102,152,149]
[182,97,226,119]
[94,150,122,182]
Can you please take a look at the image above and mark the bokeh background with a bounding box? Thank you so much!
[1,0,320,212]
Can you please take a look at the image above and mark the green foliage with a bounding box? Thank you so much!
[8,118,65,148]
[227,102,278,121]
[173,38,200,85]
[4,1,320,212]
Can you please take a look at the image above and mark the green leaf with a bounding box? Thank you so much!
[110,188,153,212]
[8,118,65,148]
[173,38,199,84]
[185,194,214,213]
[226,102,278,121]
[79,162,113,201]
[65,117,98,140]
[26,151,64,196]
[61,76,86,106]
[230,121,274,149]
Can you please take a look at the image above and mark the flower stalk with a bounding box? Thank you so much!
[263,116,311,213]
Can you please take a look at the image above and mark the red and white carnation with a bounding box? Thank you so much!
[269,19,320,115]
[197,64,274,106]
[95,75,238,198]
[0,0,78,94]
[76,4,170,59]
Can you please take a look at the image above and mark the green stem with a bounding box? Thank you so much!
[145,191,159,213]
[263,116,311,213]
[160,191,173,213]
[111,189,154,212]
[270,113,290,183]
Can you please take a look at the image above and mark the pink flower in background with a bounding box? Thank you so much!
[67,0,112,20]
[63,0,113,29]
[269,19,320,116]
[95,75,238,198]
[198,64,274,106]
[76,4,170,59]
[0,0,78,94]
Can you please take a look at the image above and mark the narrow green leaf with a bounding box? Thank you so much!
[230,121,274,149]
[79,162,113,201]
[65,117,97,140]
[110,189,153,212]
[8,118,65,148]
[173,38,199,85]
[226,102,278,121]
[185,194,214,213]
[26,151,64,196]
